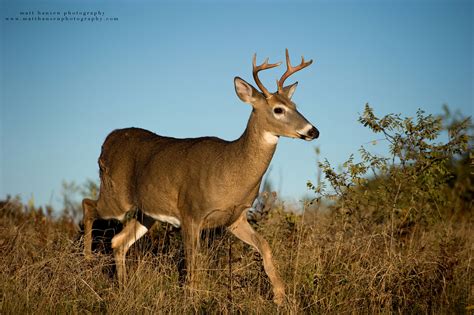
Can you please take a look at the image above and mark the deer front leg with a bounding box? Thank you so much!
[82,198,98,259]
[228,212,285,306]
[181,220,201,292]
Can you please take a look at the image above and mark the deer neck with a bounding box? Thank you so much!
[230,111,278,190]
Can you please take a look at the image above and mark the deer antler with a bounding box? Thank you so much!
[252,54,281,98]
[277,48,313,94]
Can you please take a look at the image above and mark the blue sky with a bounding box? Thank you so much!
[1,0,472,209]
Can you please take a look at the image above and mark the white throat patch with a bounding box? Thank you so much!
[263,131,279,144]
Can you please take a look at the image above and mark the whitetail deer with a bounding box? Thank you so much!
[82,49,318,305]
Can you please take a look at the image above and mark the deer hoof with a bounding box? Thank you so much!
[273,287,285,306]
[83,250,93,261]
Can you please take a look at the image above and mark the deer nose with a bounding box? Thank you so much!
[308,126,319,139]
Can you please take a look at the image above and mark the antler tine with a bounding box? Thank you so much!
[252,53,282,98]
[277,48,313,94]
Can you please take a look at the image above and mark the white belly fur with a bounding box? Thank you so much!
[150,214,181,228]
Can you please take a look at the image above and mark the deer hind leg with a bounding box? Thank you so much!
[228,212,285,306]
[82,198,98,259]
[111,218,149,287]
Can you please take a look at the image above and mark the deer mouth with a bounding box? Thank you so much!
[297,127,319,141]
[296,124,319,141]
[296,132,312,140]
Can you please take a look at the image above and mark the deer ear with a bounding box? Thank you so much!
[234,77,260,104]
[281,82,298,99]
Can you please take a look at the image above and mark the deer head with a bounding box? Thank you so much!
[234,49,319,143]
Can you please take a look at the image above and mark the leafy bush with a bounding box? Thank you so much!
[309,104,473,234]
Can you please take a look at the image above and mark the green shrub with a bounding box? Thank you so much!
[309,104,473,234]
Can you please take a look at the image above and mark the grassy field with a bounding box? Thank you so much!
[0,193,472,314]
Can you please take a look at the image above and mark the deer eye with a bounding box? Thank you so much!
[273,107,284,114]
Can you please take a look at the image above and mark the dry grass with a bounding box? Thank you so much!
[1,198,472,314]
